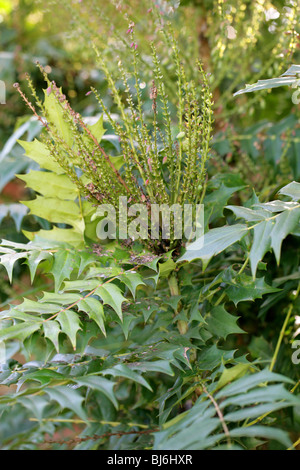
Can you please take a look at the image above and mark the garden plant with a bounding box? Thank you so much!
[0,0,300,451]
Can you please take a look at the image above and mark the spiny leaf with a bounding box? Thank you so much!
[225,276,280,305]
[234,75,298,96]
[43,321,61,351]
[205,183,246,223]
[278,181,300,201]
[102,364,152,391]
[128,360,174,376]
[39,291,81,304]
[17,299,61,314]
[118,272,145,298]
[226,205,267,222]
[22,196,85,233]
[95,283,127,321]
[23,227,85,249]
[178,224,248,268]
[220,384,300,409]
[62,279,100,292]
[205,305,244,340]
[77,297,106,336]
[75,376,118,409]
[25,250,53,283]
[249,220,275,278]
[56,310,81,350]
[17,171,78,200]
[45,385,86,421]
[86,115,106,142]
[49,250,79,292]
[270,208,300,264]
[0,322,41,343]
[0,251,29,283]
[229,426,292,448]
[17,369,64,389]
[0,310,44,323]
[18,139,64,173]
[18,395,49,422]
[43,90,73,146]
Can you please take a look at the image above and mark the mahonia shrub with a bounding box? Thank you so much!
[0,18,299,451]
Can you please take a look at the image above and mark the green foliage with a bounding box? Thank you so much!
[1,170,300,449]
[180,181,300,277]
[154,370,299,450]
[0,0,300,452]
[234,65,300,97]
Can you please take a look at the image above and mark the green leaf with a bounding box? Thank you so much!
[226,276,280,305]
[278,181,300,201]
[85,266,122,280]
[216,363,252,390]
[23,228,85,249]
[229,426,292,448]
[18,139,64,173]
[205,183,246,222]
[216,369,293,398]
[158,256,176,278]
[77,297,106,336]
[0,251,29,283]
[128,360,174,376]
[49,250,79,292]
[44,90,73,146]
[118,272,145,298]
[18,171,78,200]
[220,384,300,409]
[87,115,106,142]
[26,250,53,283]
[178,224,247,268]
[0,322,41,342]
[227,200,300,275]
[63,279,100,292]
[17,369,64,388]
[226,205,266,222]
[45,385,86,421]
[95,283,127,321]
[17,299,61,314]
[102,364,152,391]
[0,310,43,323]
[22,196,84,233]
[75,376,118,409]
[18,395,49,422]
[270,208,300,264]
[40,291,81,304]
[56,310,81,350]
[43,321,61,351]
[234,75,298,96]
[205,305,244,340]
[249,220,273,278]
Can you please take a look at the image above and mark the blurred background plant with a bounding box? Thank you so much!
[0,0,300,449]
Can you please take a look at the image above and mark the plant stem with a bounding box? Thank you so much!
[287,437,300,450]
[202,383,231,448]
[269,303,293,372]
